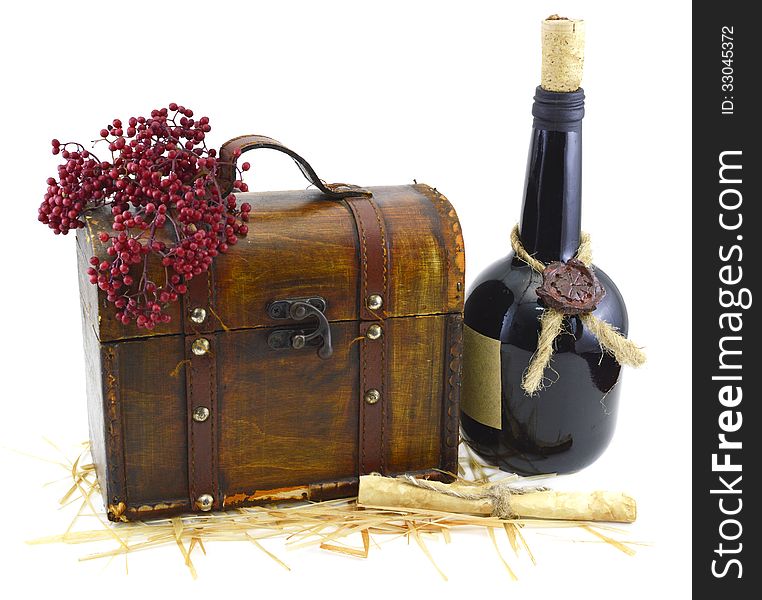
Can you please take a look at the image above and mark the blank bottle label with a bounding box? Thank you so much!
[461,325,502,430]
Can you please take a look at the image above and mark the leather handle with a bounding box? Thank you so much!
[217,134,371,199]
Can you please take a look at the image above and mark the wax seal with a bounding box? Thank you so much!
[536,258,605,315]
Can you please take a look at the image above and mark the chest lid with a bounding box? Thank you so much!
[77,136,464,344]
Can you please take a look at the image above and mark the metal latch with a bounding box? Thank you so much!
[267,297,333,359]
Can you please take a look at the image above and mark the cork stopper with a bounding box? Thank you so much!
[541,15,585,92]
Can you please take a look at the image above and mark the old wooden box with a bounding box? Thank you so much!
[76,135,464,521]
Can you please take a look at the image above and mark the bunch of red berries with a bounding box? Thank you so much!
[38,104,251,329]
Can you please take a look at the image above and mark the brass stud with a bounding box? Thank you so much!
[365,324,383,340]
[192,406,210,423]
[189,307,207,324]
[196,494,214,511]
[367,294,383,311]
[364,389,381,405]
[191,338,210,356]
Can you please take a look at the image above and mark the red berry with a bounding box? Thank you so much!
[42,103,253,326]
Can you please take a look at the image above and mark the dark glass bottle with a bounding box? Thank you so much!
[460,86,628,475]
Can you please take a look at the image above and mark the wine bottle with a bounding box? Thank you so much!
[460,17,630,475]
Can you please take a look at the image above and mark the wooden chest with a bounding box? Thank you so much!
[76,136,465,521]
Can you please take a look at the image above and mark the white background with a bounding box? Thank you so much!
[0,1,691,597]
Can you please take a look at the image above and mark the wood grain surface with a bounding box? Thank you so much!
[76,183,464,520]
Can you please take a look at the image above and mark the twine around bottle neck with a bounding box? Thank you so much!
[512,225,592,270]
[509,225,646,395]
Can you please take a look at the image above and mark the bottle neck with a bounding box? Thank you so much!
[518,87,585,263]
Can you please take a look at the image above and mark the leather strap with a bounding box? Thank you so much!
[345,196,390,321]
[182,270,220,511]
[346,195,390,475]
[183,270,215,334]
[441,314,463,474]
[218,134,372,199]
[357,321,387,475]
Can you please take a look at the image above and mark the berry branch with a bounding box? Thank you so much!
[38,103,252,329]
